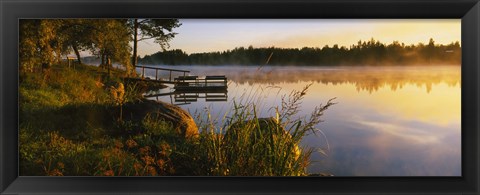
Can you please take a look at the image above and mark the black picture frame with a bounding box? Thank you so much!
[1,0,479,194]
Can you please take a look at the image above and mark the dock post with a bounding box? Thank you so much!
[169,71,172,82]
[142,66,145,79]
[156,69,158,80]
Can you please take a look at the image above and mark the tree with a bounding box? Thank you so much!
[19,19,63,72]
[130,19,181,67]
[425,38,436,63]
[55,19,97,64]
[89,19,133,75]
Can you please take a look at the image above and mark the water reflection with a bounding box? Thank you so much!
[145,90,228,105]
[140,65,459,93]
[302,82,460,176]
[142,65,461,176]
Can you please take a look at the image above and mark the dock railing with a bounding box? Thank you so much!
[135,65,190,82]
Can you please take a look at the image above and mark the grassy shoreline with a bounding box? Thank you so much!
[19,64,333,176]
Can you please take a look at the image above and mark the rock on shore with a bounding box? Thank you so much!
[122,100,199,138]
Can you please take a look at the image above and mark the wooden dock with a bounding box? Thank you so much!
[174,75,228,91]
[133,65,228,93]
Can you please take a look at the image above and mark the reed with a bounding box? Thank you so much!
[197,84,336,176]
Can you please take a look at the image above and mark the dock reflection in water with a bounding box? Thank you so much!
[145,89,228,105]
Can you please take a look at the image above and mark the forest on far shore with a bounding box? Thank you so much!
[138,38,461,66]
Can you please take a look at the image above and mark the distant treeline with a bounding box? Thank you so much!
[139,38,461,66]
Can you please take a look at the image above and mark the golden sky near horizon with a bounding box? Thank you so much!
[136,19,461,57]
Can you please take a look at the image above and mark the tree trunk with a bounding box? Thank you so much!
[107,55,111,75]
[101,51,106,69]
[132,19,139,68]
[71,43,82,64]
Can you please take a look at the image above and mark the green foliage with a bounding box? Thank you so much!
[123,83,145,103]
[54,19,98,64]
[142,114,175,137]
[19,18,183,77]
[89,19,133,74]
[19,20,64,72]
[20,65,109,111]
[19,128,97,176]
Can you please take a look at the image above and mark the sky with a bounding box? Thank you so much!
[136,19,461,57]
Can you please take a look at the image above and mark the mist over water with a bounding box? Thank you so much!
[139,65,461,176]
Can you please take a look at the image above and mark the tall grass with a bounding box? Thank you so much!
[197,84,336,176]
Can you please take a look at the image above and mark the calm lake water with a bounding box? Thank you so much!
[137,65,461,176]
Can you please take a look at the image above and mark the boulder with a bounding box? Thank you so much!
[122,100,198,138]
